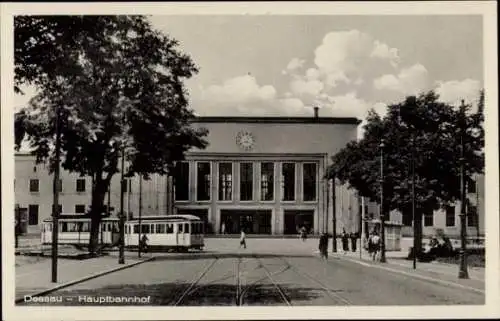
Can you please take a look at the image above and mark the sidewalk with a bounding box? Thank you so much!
[15,252,152,302]
[332,248,485,292]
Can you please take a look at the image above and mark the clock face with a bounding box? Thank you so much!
[236,131,255,150]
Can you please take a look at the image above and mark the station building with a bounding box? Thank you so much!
[14,110,484,238]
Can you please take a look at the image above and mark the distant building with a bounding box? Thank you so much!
[15,111,362,236]
[14,112,483,238]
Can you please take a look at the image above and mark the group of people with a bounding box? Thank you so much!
[340,229,360,253]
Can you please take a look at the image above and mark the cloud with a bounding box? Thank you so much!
[290,78,324,98]
[373,63,429,94]
[370,41,400,66]
[282,57,306,74]
[435,78,481,106]
[200,75,276,105]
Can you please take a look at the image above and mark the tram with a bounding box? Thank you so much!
[41,214,205,252]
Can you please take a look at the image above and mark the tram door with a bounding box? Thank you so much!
[101,222,113,244]
[42,223,52,243]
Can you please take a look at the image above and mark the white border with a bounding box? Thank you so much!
[2,2,499,320]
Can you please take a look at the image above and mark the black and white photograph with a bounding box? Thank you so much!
[1,2,499,320]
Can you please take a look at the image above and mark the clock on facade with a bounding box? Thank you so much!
[236,131,255,151]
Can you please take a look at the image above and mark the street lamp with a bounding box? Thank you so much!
[379,139,387,263]
[51,106,62,282]
[410,135,417,270]
[118,146,126,265]
[331,176,337,253]
[458,100,469,279]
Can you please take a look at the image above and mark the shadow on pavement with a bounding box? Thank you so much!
[19,282,325,306]
[150,252,323,261]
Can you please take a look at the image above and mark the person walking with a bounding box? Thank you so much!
[318,233,329,260]
[221,222,226,235]
[239,229,247,249]
[140,233,149,254]
[300,226,307,242]
[370,231,381,261]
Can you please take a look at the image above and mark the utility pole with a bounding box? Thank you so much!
[51,107,62,283]
[331,176,337,252]
[411,135,417,270]
[138,175,143,258]
[326,178,330,234]
[458,100,469,279]
[379,139,387,263]
[118,147,125,265]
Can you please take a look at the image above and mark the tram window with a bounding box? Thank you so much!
[133,225,139,234]
[185,223,190,233]
[141,224,150,234]
[48,224,52,232]
[156,224,165,234]
[60,222,68,232]
[178,223,183,233]
[166,224,173,234]
[150,224,155,234]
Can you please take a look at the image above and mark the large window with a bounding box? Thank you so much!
[76,179,86,192]
[28,205,39,225]
[218,163,233,201]
[197,162,211,201]
[446,205,455,227]
[260,162,274,201]
[29,179,39,192]
[240,163,253,201]
[174,162,190,201]
[75,204,86,214]
[468,205,478,227]
[423,208,434,227]
[303,163,317,201]
[281,163,295,201]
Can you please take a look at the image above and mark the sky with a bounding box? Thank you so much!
[15,15,484,125]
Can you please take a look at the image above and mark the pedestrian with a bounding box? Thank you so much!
[341,229,349,254]
[300,226,307,242]
[239,229,247,249]
[318,233,329,260]
[221,222,226,235]
[370,231,381,261]
[140,233,149,254]
[350,232,357,252]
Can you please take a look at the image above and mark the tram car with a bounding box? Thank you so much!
[41,214,205,252]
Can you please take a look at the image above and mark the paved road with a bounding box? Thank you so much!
[19,250,484,306]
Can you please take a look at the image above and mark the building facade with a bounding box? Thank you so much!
[14,114,484,238]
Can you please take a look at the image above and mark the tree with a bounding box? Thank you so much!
[327,91,484,254]
[14,16,208,254]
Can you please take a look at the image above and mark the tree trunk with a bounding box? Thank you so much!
[413,208,423,257]
[88,177,108,255]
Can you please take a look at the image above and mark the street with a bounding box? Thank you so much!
[18,239,484,306]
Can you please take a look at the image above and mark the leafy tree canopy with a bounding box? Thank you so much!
[14,15,208,252]
[327,90,484,216]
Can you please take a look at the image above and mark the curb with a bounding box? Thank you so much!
[15,256,156,304]
[338,256,485,295]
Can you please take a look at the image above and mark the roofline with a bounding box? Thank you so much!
[191,116,362,125]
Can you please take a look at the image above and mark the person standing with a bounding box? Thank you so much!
[221,222,226,235]
[341,229,349,254]
[318,233,329,260]
[239,229,247,249]
[350,232,358,252]
[370,231,381,261]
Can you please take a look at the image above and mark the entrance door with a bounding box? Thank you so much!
[284,210,314,234]
[220,210,272,234]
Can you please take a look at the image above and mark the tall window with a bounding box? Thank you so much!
[75,204,86,214]
[218,163,233,201]
[174,162,190,201]
[29,179,39,192]
[76,179,86,192]
[28,205,39,225]
[197,162,211,201]
[468,205,478,227]
[303,163,317,201]
[446,205,455,227]
[423,208,434,227]
[260,162,274,201]
[281,163,295,201]
[240,163,253,201]
[402,209,413,226]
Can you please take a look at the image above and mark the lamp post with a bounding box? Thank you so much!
[51,106,62,282]
[331,176,337,252]
[118,146,126,265]
[379,139,387,263]
[138,175,143,258]
[411,135,417,270]
[458,100,469,279]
